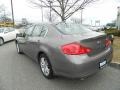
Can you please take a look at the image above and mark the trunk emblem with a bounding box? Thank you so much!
[97,40,104,48]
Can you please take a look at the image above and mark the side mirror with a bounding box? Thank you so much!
[16,33,26,37]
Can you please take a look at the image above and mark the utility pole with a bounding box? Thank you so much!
[11,0,15,27]
[117,7,120,30]
[48,0,53,22]
[3,10,6,24]
[81,8,84,24]
[41,1,43,22]
[50,2,52,22]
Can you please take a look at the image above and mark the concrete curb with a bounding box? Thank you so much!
[109,63,120,70]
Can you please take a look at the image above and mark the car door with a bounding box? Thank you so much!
[25,25,43,60]
[3,28,13,41]
[19,25,35,54]
[32,25,48,61]
[8,28,16,40]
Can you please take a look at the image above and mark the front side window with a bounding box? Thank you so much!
[32,25,43,36]
[4,28,14,33]
[25,25,35,36]
[4,29,10,33]
[8,28,15,32]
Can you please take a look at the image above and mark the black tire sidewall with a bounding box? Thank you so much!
[0,38,4,46]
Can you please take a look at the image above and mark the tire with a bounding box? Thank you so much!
[16,42,22,54]
[0,38,4,46]
[39,54,54,79]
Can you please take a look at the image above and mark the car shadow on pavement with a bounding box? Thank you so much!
[0,40,15,47]
[42,70,109,90]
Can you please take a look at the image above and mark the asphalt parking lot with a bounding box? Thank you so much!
[0,41,120,90]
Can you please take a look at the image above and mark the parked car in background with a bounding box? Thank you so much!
[89,26,104,32]
[0,27,19,45]
[85,25,105,33]
[16,23,113,79]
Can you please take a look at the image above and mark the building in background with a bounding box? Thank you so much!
[116,7,120,30]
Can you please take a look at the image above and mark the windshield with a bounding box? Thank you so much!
[56,23,92,35]
[0,29,4,33]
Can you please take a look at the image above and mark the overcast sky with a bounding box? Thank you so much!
[0,0,120,25]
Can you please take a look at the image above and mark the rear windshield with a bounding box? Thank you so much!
[56,23,92,35]
[0,29,4,33]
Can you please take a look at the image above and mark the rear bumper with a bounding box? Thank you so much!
[52,47,113,78]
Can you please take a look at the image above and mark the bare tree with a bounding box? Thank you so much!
[0,15,12,22]
[30,0,98,22]
[45,10,58,22]
[0,5,11,22]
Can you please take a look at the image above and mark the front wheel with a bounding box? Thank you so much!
[39,54,54,79]
[0,38,4,46]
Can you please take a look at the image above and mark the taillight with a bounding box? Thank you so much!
[61,42,92,55]
[105,38,111,47]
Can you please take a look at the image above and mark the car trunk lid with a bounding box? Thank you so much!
[80,34,107,56]
[61,32,107,56]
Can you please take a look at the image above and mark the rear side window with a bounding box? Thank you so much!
[56,23,92,35]
[8,28,15,32]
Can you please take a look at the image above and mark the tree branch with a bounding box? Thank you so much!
[31,0,62,17]
[65,0,95,20]
[56,0,62,7]
[65,0,81,14]
[64,0,69,9]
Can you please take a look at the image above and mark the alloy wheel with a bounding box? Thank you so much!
[40,57,50,76]
[39,54,54,79]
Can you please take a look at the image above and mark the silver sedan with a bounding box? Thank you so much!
[15,23,113,79]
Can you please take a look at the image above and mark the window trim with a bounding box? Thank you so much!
[43,29,48,37]
[40,25,48,37]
